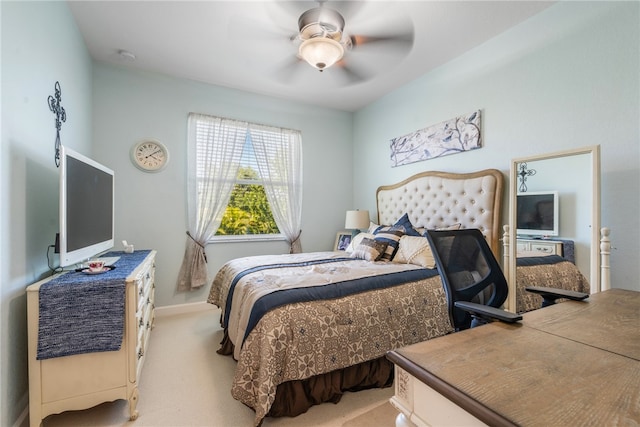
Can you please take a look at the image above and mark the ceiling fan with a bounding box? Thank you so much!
[279,1,415,82]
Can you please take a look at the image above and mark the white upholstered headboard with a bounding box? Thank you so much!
[376,169,504,255]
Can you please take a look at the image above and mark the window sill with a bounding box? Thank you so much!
[209,234,286,244]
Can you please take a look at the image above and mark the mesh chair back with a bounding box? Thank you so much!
[425,229,509,330]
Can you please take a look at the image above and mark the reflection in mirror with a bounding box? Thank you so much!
[507,146,600,313]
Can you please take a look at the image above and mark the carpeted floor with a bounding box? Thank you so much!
[342,402,398,427]
[40,304,397,427]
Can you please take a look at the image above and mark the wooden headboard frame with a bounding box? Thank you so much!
[376,169,504,256]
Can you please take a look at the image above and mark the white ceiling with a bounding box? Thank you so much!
[68,1,554,112]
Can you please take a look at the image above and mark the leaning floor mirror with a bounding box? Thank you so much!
[505,145,601,313]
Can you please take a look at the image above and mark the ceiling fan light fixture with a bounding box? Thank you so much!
[299,37,344,71]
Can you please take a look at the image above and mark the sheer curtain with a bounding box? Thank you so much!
[176,113,248,291]
[250,124,303,253]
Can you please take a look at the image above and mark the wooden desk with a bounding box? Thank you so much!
[387,289,640,427]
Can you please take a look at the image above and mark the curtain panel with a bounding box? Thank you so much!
[250,124,303,253]
[177,114,247,291]
[177,114,303,291]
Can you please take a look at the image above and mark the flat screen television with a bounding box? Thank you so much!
[59,146,114,267]
[516,191,559,237]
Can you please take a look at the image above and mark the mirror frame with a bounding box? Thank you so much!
[507,145,601,312]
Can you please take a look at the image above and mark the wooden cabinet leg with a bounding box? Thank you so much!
[129,387,139,420]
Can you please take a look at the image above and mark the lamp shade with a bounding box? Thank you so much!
[299,38,344,71]
[345,210,370,230]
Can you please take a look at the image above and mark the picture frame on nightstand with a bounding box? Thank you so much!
[334,232,352,251]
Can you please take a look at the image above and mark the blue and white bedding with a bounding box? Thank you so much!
[207,251,452,425]
[210,251,440,359]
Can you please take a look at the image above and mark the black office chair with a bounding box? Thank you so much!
[425,229,588,331]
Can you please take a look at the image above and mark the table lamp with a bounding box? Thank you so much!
[345,210,370,237]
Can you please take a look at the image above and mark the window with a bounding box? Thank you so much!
[189,113,303,245]
[215,136,279,237]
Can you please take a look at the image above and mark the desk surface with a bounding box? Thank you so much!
[388,289,640,427]
[523,289,640,360]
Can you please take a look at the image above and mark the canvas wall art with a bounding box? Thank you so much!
[390,110,482,167]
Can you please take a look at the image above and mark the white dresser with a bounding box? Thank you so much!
[26,250,156,427]
[516,238,563,256]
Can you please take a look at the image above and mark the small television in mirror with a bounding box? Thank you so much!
[59,146,115,267]
[516,191,559,237]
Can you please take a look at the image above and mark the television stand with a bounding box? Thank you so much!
[27,250,156,427]
[516,238,564,257]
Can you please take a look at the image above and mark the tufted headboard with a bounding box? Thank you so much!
[376,169,504,255]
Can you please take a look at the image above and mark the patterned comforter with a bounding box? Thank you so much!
[515,255,590,313]
[207,252,453,426]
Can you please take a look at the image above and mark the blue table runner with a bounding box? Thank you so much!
[37,250,151,360]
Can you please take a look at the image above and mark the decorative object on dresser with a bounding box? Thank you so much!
[27,250,156,427]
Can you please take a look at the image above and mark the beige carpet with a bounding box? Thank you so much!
[40,305,397,427]
[342,402,398,427]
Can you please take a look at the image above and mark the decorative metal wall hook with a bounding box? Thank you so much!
[518,162,536,192]
[48,81,67,167]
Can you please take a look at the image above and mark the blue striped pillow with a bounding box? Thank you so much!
[373,226,405,261]
[351,238,389,261]
[393,213,422,237]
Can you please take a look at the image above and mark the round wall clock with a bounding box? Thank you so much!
[131,139,169,172]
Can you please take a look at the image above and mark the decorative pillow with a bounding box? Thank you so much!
[345,232,375,253]
[393,213,422,237]
[373,226,405,261]
[351,238,388,261]
[393,236,436,268]
[422,223,463,236]
[437,223,462,231]
[367,221,381,234]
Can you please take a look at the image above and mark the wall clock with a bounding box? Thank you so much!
[131,139,169,172]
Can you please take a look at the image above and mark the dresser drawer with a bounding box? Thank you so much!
[530,242,561,255]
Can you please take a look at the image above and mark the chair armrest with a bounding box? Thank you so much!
[525,286,589,307]
[454,301,522,324]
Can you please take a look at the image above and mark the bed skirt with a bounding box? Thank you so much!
[217,331,394,418]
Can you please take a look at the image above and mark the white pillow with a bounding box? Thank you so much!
[346,232,375,253]
[367,221,381,234]
[393,236,436,268]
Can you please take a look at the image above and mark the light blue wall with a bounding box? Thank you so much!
[353,1,639,290]
[91,63,354,307]
[1,1,93,425]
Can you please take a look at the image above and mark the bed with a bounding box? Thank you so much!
[514,255,590,313]
[207,169,505,426]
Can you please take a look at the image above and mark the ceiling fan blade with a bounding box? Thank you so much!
[272,55,306,84]
[350,31,414,49]
[227,13,294,42]
[332,60,372,85]
[270,1,364,21]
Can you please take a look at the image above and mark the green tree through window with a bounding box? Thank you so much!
[216,167,279,236]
